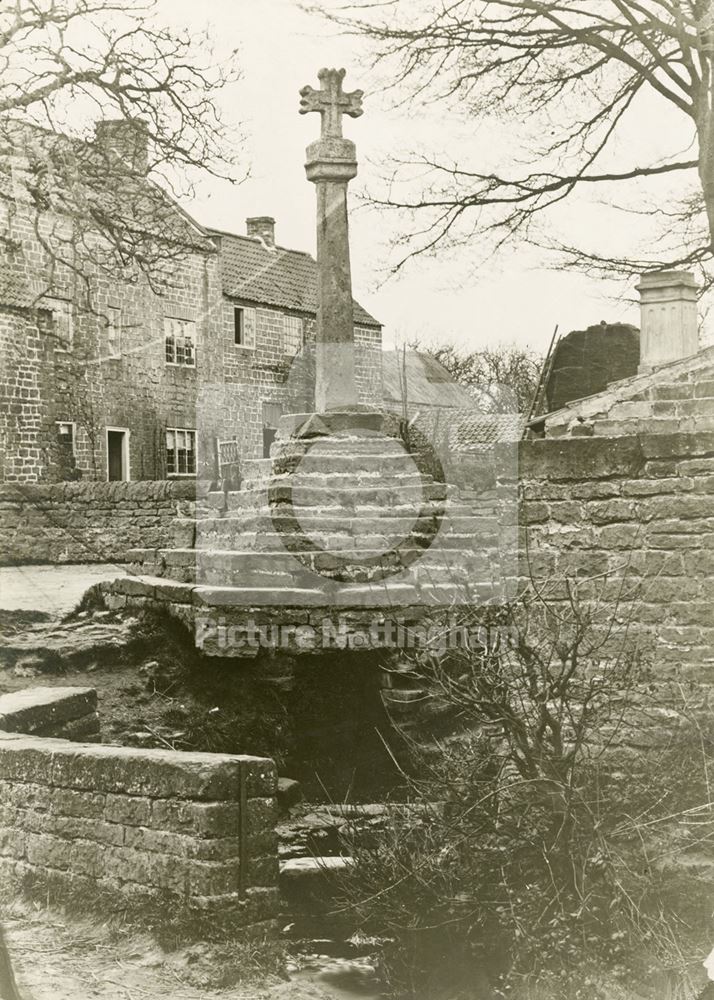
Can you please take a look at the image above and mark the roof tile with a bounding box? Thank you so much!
[211,229,380,328]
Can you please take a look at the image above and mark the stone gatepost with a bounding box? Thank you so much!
[299,67,364,412]
[637,270,699,372]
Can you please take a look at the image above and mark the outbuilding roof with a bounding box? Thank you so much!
[210,229,381,328]
[382,349,476,408]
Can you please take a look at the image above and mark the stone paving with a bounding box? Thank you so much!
[0,563,127,615]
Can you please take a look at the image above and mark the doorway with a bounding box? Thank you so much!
[106,428,129,481]
[262,402,283,458]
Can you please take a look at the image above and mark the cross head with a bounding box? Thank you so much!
[299,67,363,140]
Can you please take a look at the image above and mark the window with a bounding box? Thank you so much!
[234,307,243,345]
[283,314,303,356]
[166,428,196,476]
[106,306,121,359]
[42,299,74,351]
[164,317,196,367]
[232,306,256,349]
[56,421,75,455]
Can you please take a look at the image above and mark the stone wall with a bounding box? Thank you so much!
[541,344,714,438]
[0,732,278,925]
[201,307,383,469]
[0,480,197,564]
[510,432,714,676]
[0,687,99,741]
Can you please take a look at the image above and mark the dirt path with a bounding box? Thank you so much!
[1,903,359,1000]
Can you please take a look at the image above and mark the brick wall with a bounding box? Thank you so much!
[508,433,714,677]
[0,480,198,564]
[0,730,278,926]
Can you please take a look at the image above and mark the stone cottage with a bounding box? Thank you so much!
[0,121,382,484]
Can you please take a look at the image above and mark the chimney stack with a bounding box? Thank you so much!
[246,216,276,247]
[94,119,149,175]
[636,270,699,372]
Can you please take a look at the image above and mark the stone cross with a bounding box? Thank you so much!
[300,68,363,413]
[299,68,364,140]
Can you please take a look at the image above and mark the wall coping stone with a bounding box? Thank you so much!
[510,437,645,481]
[0,687,96,733]
[0,733,276,800]
[0,480,203,502]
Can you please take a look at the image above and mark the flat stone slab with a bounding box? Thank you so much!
[280,856,354,880]
[0,686,97,734]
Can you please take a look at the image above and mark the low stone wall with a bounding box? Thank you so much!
[0,688,279,927]
[510,432,714,677]
[0,480,199,565]
[0,687,99,741]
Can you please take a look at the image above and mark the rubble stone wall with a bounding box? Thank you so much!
[0,731,278,926]
[510,432,714,677]
[0,479,198,564]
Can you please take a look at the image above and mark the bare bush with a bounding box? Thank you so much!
[334,583,714,998]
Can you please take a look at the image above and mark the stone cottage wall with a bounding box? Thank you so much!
[213,301,384,466]
[508,432,714,676]
[0,731,278,926]
[0,193,222,484]
[0,480,198,564]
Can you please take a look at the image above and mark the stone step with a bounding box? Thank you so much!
[194,531,497,558]
[198,579,490,608]
[273,436,408,458]
[268,453,422,476]
[193,503,485,527]
[192,549,488,587]
[241,472,427,494]
[218,490,450,514]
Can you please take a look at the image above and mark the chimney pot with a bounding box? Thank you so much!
[636,270,699,372]
[246,216,276,247]
[94,119,149,175]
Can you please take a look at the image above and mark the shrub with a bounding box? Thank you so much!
[333,583,714,998]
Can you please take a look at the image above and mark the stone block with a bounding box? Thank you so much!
[0,687,97,734]
[150,799,242,836]
[104,794,152,827]
[518,438,644,481]
[25,833,72,870]
[188,886,281,924]
[51,788,106,819]
[0,828,25,859]
[49,815,124,846]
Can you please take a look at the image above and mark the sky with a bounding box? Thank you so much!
[159,0,699,355]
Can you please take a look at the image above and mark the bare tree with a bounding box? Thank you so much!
[317,1,714,284]
[0,0,241,298]
[420,341,542,412]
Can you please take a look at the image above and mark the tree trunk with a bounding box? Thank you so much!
[696,6,714,249]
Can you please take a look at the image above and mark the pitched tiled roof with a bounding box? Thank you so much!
[0,119,215,255]
[382,349,475,408]
[210,229,381,328]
